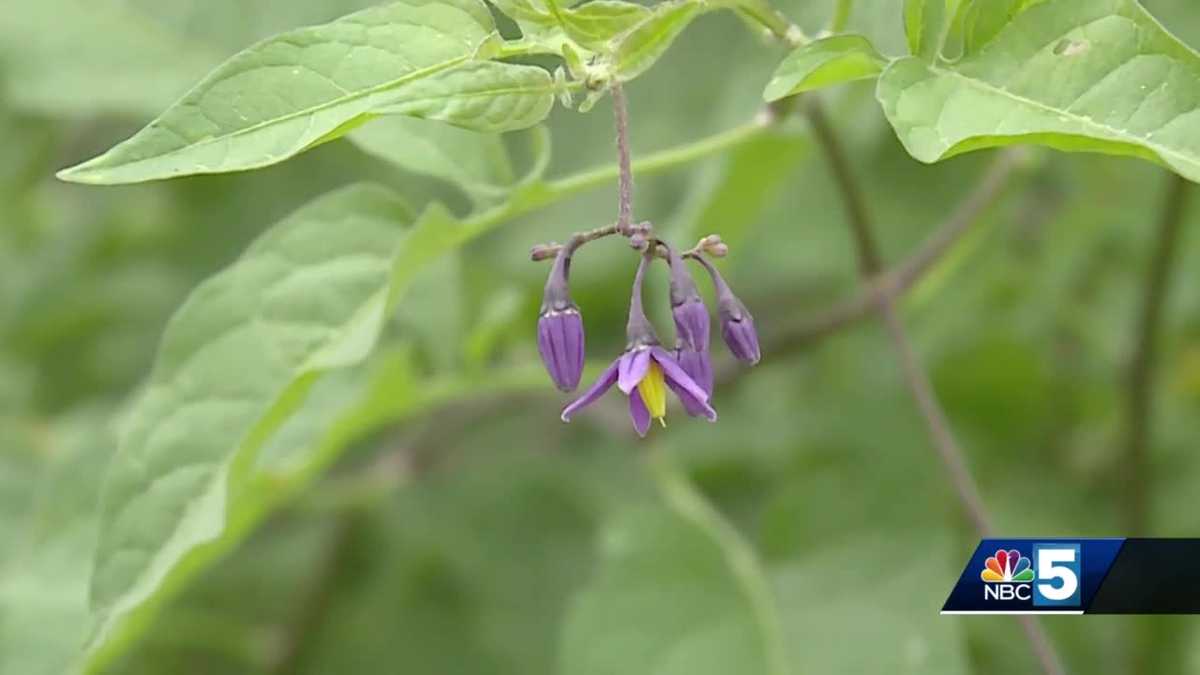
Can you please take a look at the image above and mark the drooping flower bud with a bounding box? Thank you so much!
[693,254,760,365]
[667,244,709,353]
[719,294,760,365]
[538,246,585,391]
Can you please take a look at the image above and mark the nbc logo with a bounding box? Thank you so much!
[981,549,1035,583]
[981,548,1034,601]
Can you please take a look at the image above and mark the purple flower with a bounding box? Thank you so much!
[719,299,760,365]
[537,310,584,392]
[667,245,710,353]
[561,346,715,437]
[537,245,585,391]
[693,254,760,365]
[673,347,714,417]
[560,250,715,436]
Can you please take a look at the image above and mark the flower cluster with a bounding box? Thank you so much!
[534,230,760,437]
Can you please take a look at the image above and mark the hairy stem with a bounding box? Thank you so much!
[805,97,1064,675]
[611,82,635,233]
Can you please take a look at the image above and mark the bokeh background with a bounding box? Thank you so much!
[4,1,1200,673]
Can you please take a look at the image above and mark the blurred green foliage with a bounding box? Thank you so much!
[4,1,1200,674]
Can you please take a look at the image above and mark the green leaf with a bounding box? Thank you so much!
[903,0,964,60]
[552,0,653,50]
[80,185,414,672]
[878,0,1200,182]
[561,453,787,675]
[612,1,703,81]
[0,410,115,675]
[763,34,887,101]
[56,0,505,185]
[369,60,556,132]
[349,117,515,201]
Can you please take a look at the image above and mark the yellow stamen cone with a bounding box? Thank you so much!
[637,361,668,421]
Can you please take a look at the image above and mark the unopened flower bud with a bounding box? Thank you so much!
[719,296,760,365]
[538,247,585,391]
[667,245,709,352]
[693,254,760,365]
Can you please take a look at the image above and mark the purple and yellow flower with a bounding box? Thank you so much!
[561,345,715,436]
[537,245,585,391]
[560,250,715,436]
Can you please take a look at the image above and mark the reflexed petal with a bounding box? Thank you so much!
[617,348,651,394]
[629,390,651,437]
[676,348,713,397]
[561,358,619,422]
[674,350,713,417]
[651,347,716,421]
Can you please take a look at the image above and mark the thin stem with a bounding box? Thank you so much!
[830,0,854,33]
[805,96,1064,675]
[742,150,1021,370]
[646,449,790,675]
[462,120,769,245]
[611,81,635,233]
[1125,172,1190,536]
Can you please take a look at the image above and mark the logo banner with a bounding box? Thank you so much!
[943,538,1200,614]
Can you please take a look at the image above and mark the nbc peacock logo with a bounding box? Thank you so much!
[981,549,1035,583]
[980,548,1035,601]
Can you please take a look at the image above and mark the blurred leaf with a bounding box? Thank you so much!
[392,253,465,374]
[348,117,515,203]
[879,0,1200,182]
[0,409,114,675]
[674,129,808,251]
[771,534,969,674]
[464,287,524,369]
[613,2,703,81]
[296,450,607,675]
[0,0,219,116]
[81,185,413,673]
[561,452,787,675]
[763,35,886,101]
[56,0,531,185]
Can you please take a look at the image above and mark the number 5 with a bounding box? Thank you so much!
[1036,548,1079,602]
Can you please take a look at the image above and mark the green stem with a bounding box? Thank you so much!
[830,0,854,33]
[646,449,790,675]
[461,119,770,240]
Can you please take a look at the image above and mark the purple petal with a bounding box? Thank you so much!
[722,316,761,365]
[672,300,710,352]
[561,358,619,422]
[629,390,651,437]
[677,348,713,397]
[651,347,716,421]
[538,311,585,391]
[617,348,651,394]
[568,313,585,388]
